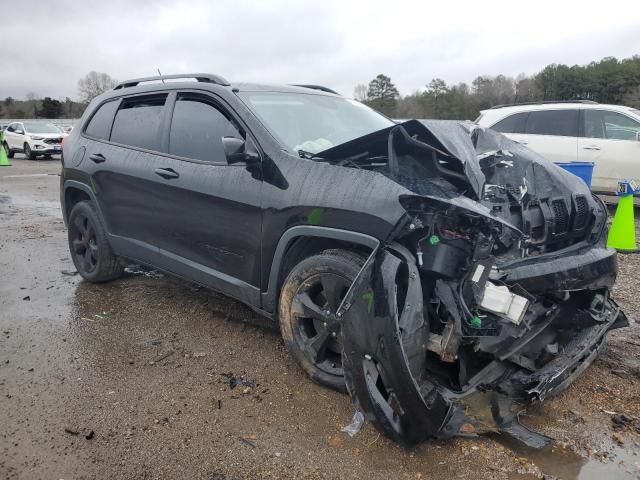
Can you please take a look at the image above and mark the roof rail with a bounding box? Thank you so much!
[114,73,230,90]
[291,84,340,95]
[489,100,598,109]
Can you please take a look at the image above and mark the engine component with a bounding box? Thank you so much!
[478,281,529,325]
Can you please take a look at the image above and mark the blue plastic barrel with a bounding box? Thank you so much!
[554,162,595,187]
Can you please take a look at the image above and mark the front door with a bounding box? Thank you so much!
[4,123,25,151]
[91,91,263,297]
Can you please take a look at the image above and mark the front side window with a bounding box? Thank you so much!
[583,110,640,141]
[169,96,242,162]
[23,122,61,134]
[6,124,15,133]
[85,100,119,140]
[525,110,579,137]
[239,92,394,155]
[491,112,528,134]
[110,94,167,150]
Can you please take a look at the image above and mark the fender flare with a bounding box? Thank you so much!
[62,180,110,232]
[261,225,380,314]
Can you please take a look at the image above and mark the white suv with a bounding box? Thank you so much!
[3,121,64,160]
[476,101,640,193]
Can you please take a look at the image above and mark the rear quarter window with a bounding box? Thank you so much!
[110,95,168,151]
[84,100,119,140]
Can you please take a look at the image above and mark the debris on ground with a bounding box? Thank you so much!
[124,265,164,279]
[329,434,344,448]
[611,413,640,433]
[64,427,94,439]
[221,372,256,390]
[239,436,256,449]
[60,269,78,276]
[150,350,175,365]
[341,411,365,437]
[563,410,585,424]
[22,296,30,301]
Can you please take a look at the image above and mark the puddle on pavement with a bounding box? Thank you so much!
[495,434,640,479]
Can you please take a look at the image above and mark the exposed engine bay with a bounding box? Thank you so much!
[313,120,628,447]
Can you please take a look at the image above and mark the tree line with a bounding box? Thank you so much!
[3,56,640,120]
[0,71,117,119]
[357,54,640,119]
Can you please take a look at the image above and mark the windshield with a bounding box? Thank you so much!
[239,92,394,155]
[24,122,61,134]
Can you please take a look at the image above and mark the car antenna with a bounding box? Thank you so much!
[157,68,165,83]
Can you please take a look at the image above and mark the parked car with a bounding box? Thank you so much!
[3,121,64,159]
[476,101,640,193]
[61,74,626,447]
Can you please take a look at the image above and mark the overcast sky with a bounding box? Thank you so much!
[2,0,639,100]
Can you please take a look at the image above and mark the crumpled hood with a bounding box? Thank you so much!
[317,119,598,249]
[316,119,593,203]
[317,119,486,197]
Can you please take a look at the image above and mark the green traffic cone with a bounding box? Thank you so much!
[607,194,637,251]
[0,141,10,166]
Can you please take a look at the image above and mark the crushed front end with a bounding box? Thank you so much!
[332,121,628,448]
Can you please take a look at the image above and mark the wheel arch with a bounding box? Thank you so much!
[262,226,379,314]
[62,180,109,232]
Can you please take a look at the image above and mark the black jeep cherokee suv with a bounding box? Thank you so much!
[61,73,627,447]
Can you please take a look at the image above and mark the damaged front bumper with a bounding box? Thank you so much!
[338,242,628,448]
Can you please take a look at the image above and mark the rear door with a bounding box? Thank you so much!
[578,109,640,193]
[519,109,579,162]
[89,90,263,298]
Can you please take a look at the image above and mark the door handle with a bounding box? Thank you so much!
[154,167,179,179]
[89,153,106,163]
[583,145,601,151]
[516,140,528,145]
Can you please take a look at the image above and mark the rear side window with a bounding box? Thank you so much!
[110,95,167,150]
[525,110,578,137]
[84,100,119,140]
[491,112,528,133]
[583,110,640,140]
[168,96,243,162]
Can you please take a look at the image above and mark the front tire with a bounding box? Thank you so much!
[279,249,364,392]
[3,142,13,158]
[24,143,35,160]
[67,201,123,283]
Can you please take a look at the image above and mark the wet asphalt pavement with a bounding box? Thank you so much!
[2,157,640,479]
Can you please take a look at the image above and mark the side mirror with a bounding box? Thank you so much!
[222,136,260,165]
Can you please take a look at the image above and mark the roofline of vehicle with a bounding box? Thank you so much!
[489,100,599,109]
[290,84,341,95]
[113,73,230,90]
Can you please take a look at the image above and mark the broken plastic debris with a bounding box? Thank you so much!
[341,410,365,437]
[124,265,164,278]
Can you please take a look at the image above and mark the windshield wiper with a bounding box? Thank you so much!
[297,149,321,160]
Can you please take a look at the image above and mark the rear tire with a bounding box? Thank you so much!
[67,201,123,283]
[24,143,35,160]
[279,249,364,392]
